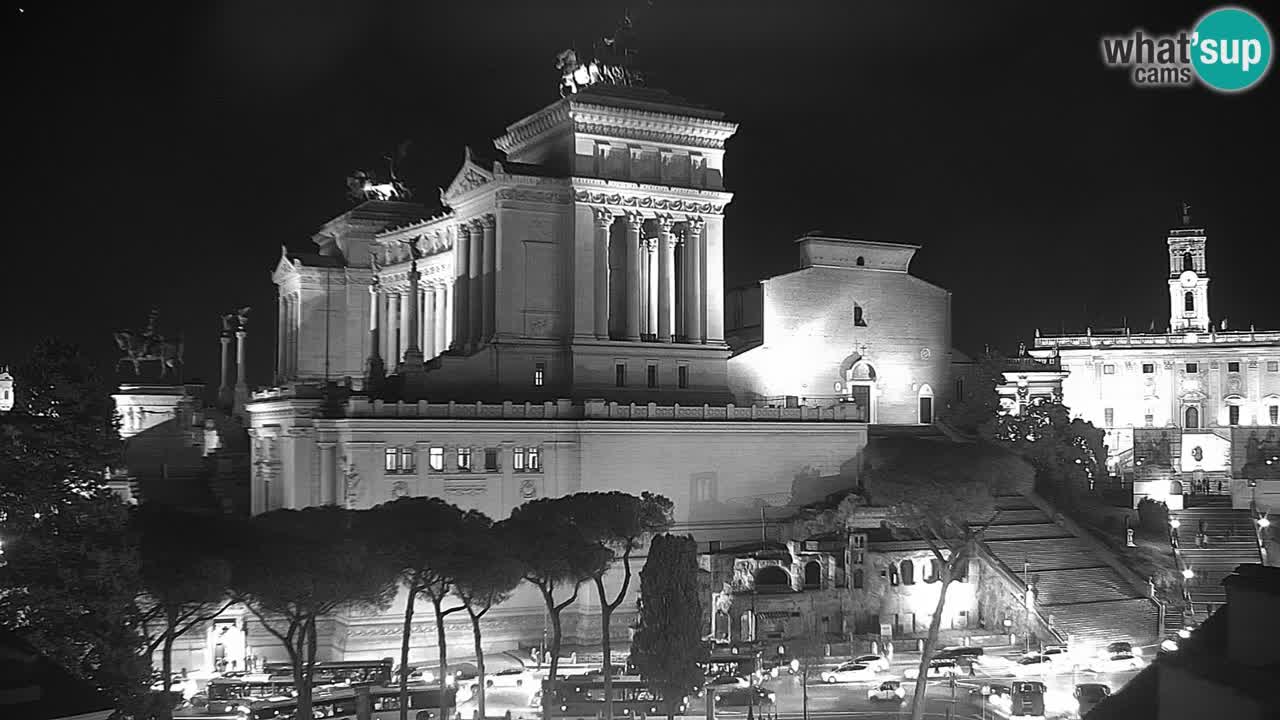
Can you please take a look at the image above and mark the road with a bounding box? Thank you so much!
[456,655,1143,720]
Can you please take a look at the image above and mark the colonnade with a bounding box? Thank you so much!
[595,210,708,343]
[370,282,454,366]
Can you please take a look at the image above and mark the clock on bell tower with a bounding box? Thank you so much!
[1166,204,1210,333]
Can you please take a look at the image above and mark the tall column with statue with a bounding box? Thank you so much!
[234,307,251,418]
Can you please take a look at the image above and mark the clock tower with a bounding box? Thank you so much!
[1167,204,1210,333]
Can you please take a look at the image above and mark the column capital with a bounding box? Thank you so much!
[592,207,616,228]
[457,222,473,238]
[624,212,645,231]
[656,215,677,233]
[685,216,706,234]
[479,213,497,229]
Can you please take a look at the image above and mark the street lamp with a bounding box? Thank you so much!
[1258,516,1271,529]
[1182,568,1195,580]
[1170,518,1181,529]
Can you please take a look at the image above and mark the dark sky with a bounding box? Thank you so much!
[4,0,1278,391]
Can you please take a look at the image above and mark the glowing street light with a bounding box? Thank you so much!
[1182,568,1195,580]
[1170,518,1181,529]
[1259,516,1271,529]
[1177,628,1192,640]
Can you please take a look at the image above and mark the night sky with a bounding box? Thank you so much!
[4,1,1278,392]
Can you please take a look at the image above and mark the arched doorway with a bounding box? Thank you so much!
[841,359,877,423]
[1185,406,1200,429]
[918,384,935,424]
[754,565,791,591]
[804,561,821,589]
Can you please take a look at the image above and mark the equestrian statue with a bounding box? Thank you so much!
[114,308,186,380]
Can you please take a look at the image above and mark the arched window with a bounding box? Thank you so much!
[888,565,899,586]
[755,565,790,590]
[1184,291,1195,312]
[901,559,915,585]
[856,256,865,266]
[1170,480,1184,496]
[803,561,821,589]
[1183,252,1194,271]
[852,569,864,589]
[853,304,867,327]
[918,384,935,425]
[1185,406,1200,429]
[924,559,941,583]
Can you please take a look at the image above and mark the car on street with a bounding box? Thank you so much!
[972,653,1015,672]
[850,654,890,673]
[903,659,962,680]
[1010,654,1055,677]
[1074,683,1112,716]
[970,684,1012,713]
[705,674,751,690]
[936,646,985,662]
[485,667,535,688]
[820,662,876,684]
[866,680,906,702]
[1104,641,1141,658]
[1080,652,1144,674]
[714,687,775,708]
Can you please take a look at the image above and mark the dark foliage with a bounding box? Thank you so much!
[629,535,705,720]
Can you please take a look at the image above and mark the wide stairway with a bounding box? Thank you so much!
[1174,495,1262,619]
[981,496,1160,647]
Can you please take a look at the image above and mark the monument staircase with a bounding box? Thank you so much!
[980,495,1161,648]
[1173,495,1262,621]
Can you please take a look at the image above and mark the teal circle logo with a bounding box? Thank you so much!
[1192,6,1273,92]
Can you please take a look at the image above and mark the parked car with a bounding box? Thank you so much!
[850,654,890,673]
[1081,653,1144,674]
[1104,641,1141,657]
[971,684,1012,713]
[486,667,535,688]
[820,662,875,684]
[1074,683,1112,716]
[935,646,984,662]
[904,659,962,680]
[1010,654,1055,676]
[705,674,751,690]
[972,653,1015,672]
[866,680,906,702]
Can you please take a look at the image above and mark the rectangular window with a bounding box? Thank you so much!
[399,448,415,473]
[1104,408,1115,427]
[678,365,689,389]
[528,446,541,472]
[647,364,658,389]
[457,447,472,471]
[429,447,445,472]
[384,448,398,473]
[1271,406,1279,424]
[1103,364,1115,375]
[1269,361,1279,372]
[1228,361,1241,373]
[615,362,626,387]
[1186,363,1199,374]
[1229,406,1240,426]
[513,447,526,472]
[484,448,499,472]
[534,362,545,387]
[1145,414,1154,427]
[1142,363,1155,374]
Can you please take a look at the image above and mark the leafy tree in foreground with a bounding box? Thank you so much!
[453,513,523,720]
[230,507,399,720]
[983,397,1107,509]
[629,534,705,720]
[569,491,674,720]
[136,506,235,718]
[809,436,1033,720]
[367,497,470,720]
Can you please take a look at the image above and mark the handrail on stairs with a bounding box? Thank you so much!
[973,539,1069,647]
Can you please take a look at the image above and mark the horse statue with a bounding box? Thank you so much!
[346,141,414,203]
[114,326,185,380]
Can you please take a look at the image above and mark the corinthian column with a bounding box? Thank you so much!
[367,282,384,387]
[657,217,676,342]
[453,224,470,351]
[684,217,705,344]
[402,257,424,370]
[422,284,436,359]
[639,237,651,338]
[468,219,483,348]
[480,214,497,343]
[593,208,613,340]
[276,291,287,382]
[387,291,401,362]
[624,213,643,342]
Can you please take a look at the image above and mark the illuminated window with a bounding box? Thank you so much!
[678,365,689,389]
[513,446,541,472]
[528,446,541,472]
[1228,361,1241,373]
[1271,406,1279,424]
[1186,363,1198,374]
[1145,413,1154,427]
[1183,252,1194,271]
[1142,363,1155,374]
[853,304,867,327]
[1228,406,1240,426]
[615,363,626,387]
[534,362,545,387]
[1104,408,1114,427]
[647,364,658,389]
[1184,292,1194,312]
[484,448,499,472]
[513,447,526,471]
[888,565,899,586]
[1269,362,1279,372]
[385,447,414,474]
[457,447,472,471]
[399,448,415,473]
[1103,364,1115,375]
[429,447,444,472]
[385,448,397,472]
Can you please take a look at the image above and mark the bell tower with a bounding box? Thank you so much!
[1167,203,1210,333]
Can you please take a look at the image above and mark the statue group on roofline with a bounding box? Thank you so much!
[346,140,414,203]
[557,8,646,97]
[114,308,185,380]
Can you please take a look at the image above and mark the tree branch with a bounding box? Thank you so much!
[604,542,635,612]
[177,598,237,638]
[554,582,581,614]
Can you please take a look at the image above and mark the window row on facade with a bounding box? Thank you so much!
[384,445,541,474]
[1100,360,1280,375]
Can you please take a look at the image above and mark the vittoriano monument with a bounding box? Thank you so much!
[114,308,186,381]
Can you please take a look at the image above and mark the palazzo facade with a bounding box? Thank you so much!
[1024,214,1280,509]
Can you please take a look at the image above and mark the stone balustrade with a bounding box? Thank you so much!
[1036,329,1280,349]
[335,397,868,421]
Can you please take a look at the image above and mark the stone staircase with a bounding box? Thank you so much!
[1174,495,1262,619]
[982,495,1160,647]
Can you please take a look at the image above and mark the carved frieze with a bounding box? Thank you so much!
[494,187,573,205]
[444,480,488,496]
[573,190,725,216]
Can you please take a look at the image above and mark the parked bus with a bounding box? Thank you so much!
[542,677,690,720]
[178,684,455,720]
[699,652,760,680]
[1009,681,1047,717]
[196,660,394,716]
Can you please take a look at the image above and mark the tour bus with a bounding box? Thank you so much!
[197,661,395,716]
[699,651,761,681]
[178,684,455,720]
[542,677,689,720]
[1009,681,1047,718]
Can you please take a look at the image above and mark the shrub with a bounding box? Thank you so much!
[1137,498,1169,533]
